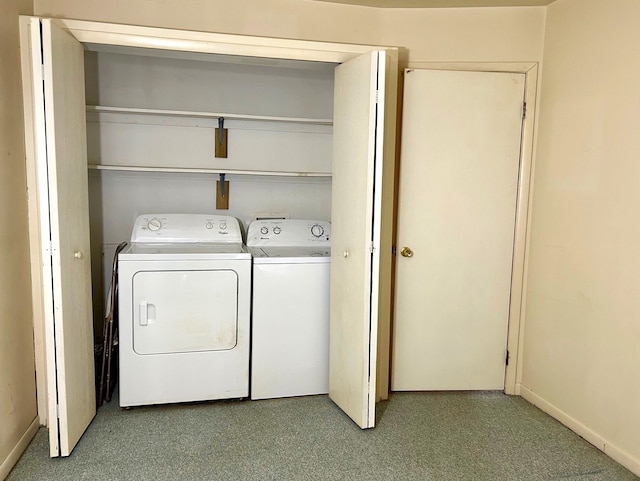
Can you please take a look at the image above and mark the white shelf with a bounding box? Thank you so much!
[86,105,333,126]
[88,164,332,177]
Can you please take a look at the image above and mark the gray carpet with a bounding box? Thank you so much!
[7,392,638,481]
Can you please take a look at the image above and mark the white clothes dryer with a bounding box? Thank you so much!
[118,214,251,407]
[247,219,331,400]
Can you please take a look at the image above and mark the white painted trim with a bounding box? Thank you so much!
[402,61,539,396]
[505,63,538,395]
[606,443,640,479]
[519,385,640,478]
[53,18,381,63]
[514,381,522,396]
[0,418,39,480]
[406,62,538,73]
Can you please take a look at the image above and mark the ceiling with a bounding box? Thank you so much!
[313,0,555,7]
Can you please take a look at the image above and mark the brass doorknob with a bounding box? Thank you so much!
[400,247,413,258]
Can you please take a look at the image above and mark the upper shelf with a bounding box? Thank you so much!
[86,105,334,126]
[88,164,332,177]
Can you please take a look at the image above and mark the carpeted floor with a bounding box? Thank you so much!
[7,392,638,481]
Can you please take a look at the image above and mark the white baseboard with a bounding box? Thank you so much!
[518,384,640,478]
[0,417,39,481]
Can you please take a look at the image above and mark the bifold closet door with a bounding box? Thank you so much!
[329,50,386,429]
[23,17,95,457]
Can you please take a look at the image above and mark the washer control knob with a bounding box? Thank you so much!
[260,226,269,235]
[273,226,281,235]
[147,218,162,231]
[311,224,325,238]
[205,221,214,229]
[219,222,227,230]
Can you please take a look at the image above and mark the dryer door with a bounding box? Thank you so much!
[132,269,238,354]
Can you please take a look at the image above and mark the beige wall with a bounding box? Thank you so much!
[521,0,640,474]
[33,0,546,64]
[381,6,545,63]
[0,0,38,478]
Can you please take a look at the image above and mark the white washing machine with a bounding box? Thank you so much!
[118,214,251,407]
[247,219,331,400]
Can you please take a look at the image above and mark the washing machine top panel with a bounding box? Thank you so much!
[120,242,250,261]
[249,246,331,264]
[246,219,331,247]
[130,214,242,244]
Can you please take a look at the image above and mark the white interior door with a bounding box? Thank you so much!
[29,18,96,456]
[392,69,525,391]
[329,51,386,429]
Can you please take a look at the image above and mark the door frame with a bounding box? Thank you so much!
[20,16,398,426]
[393,62,539,395]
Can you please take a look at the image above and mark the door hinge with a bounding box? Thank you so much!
[369,242,376,254]
[375,90,380,104]
[506,350,510,366]
[522,102,527,119]
[56,404,60,419]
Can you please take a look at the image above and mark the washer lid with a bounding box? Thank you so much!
[249,246,331,264]
[130,214,243,243]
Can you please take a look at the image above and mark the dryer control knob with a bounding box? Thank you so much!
[273,227,281,235]
[310,224,325,237]
[260,226,269,235]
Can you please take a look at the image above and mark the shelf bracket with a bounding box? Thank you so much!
[216,173,229,210]
[215,117,228,158]
[219,173,226,197]
[218,117,224,144]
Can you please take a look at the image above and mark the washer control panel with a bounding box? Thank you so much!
[246,219,331,247]
[131,214,241,243]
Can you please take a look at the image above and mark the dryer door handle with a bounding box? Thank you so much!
[139,301,149,326]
